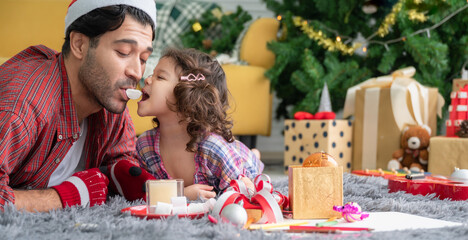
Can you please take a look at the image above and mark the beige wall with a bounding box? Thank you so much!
[0,0,68,58]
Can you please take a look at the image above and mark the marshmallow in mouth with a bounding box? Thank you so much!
[126,89,142,100]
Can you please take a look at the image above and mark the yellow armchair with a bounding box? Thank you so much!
[223,18,279,138]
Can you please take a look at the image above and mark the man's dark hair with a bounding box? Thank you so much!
[62,5,155,57]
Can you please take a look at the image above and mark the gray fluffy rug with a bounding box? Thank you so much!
[1,173,468,240]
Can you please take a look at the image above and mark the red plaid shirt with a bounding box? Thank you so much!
[0,45,138,209]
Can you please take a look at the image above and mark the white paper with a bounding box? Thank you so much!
[255,212,461,232]
[337,212,461,232]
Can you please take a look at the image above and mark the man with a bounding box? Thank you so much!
[0,0,156,212]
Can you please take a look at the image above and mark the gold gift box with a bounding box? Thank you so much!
[428,136,468,176]
[288,166,343,219]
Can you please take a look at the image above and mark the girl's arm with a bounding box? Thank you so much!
[200,137,264,192]
[184,184,216,200]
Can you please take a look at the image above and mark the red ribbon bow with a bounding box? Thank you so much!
[211,174,288,224]
[405,148,420,158]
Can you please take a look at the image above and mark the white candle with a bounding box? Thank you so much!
[146,179,184,213]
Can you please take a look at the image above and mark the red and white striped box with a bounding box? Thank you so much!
[456,105,468,120]
[446,85,468,137]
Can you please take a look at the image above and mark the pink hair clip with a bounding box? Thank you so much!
[180,73,205,81]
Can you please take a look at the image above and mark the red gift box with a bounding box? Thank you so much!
[446,85,468,137]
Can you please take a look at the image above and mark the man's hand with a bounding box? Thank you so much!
[184,184,216,200]
[52,168,109,208]
[13,168,108,212]
[13,188,63,212]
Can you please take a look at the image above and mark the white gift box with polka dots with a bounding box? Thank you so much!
[284,119,353,173]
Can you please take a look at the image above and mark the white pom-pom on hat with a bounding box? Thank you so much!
[64,0,157,34]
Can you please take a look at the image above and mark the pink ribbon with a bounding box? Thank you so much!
[333,203,369,222]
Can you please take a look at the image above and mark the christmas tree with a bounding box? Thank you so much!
[180,6,252,56]
[262,0,468,126]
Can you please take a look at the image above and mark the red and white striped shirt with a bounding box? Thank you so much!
[0,45,138,209]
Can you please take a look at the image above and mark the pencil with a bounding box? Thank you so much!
[249,221,309,230]
[290,226,373,232]
[287,228,340,234]
[316,220,338,227]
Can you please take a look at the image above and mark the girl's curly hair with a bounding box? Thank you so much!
[154,48,234,152]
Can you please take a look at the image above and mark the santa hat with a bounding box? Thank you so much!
[65,0,157,33]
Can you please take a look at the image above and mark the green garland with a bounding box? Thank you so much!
[180,6,252,56]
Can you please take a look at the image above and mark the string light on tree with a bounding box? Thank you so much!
[276,15,287,40]
[352,32,368,57]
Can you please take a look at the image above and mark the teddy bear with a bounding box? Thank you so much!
[387,125,431,172]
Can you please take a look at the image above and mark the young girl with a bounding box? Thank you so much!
[136,48,263,200]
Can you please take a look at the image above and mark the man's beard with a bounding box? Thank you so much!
[78,48,134,114]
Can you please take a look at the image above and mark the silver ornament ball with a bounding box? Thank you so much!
[220,204,248,227]
[451,167,468,180]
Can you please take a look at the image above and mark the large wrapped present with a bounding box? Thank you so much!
[428,136,468,176]
[288,165,343,219]
[343,67,445,170]
[284,120,353,173]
